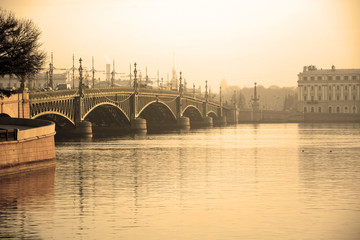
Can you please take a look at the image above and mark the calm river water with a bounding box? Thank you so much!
[1,123,360,239]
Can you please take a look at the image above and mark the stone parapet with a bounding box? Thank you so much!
[0,118,56,174]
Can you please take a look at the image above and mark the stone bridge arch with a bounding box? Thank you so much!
[138,100,177,120]
[137,100,178,131]
[207,111,218,119]
[83,102,131,130]
[30,98,75,123]
[182,105,203,119]
[83,102,130,122]
[32,111,75,125]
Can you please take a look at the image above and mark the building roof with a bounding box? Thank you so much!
[299,67,360,76]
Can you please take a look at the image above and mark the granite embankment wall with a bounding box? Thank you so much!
[238,110,304,123]
[0,118,56,174]
[304,113,360,123]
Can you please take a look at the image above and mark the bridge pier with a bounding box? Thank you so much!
[177,116,190,130]
[216,116,227,126]
[74,121,93,138]
[203,116,213,127]
[131,118,147,133]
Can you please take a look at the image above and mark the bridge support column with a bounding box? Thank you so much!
[131,118,147,133]
[203,116,213,127]
[74,121,93,138]
[217,116,227,126]
[177,116,190,130]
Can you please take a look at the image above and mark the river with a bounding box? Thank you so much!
[1,123,360,239]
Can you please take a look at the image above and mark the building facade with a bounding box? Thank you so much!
[0,71,70,90]
[297,65,360,114]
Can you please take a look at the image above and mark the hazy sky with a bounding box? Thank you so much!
[2,0,360,89]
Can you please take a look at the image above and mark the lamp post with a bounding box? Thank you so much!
[220,86,222,106]
[133,62,138,91]
[179,71,183,96]
[79,58,83,96]
[205,80,208,101]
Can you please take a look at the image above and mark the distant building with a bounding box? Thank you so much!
[297,65,360,114]
[0,71,70,89]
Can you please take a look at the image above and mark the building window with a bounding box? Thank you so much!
[304,95,307,101]
[353,85,356,90]
[311,77,314,81]
[345,85,348,90]
[345,95,348,100]
[318,86,321,90]
[329,106,332,113]
[336,76,340,80]
[318,95,322,101]
[336,106,340,113]
[303,77,307,81]
[336,86,340,90]
[311,86,314,90]
[317,76,322,80]
[329,95,332,101]
[311,107,315,112]
[337,95,340,101]
[344,76,348,80]
[328,76,333,80]
[304,86,307,91]
[311,96,314,101]
[353,95,356,101]
[344,106,348,113]
[318,107,322,112]
[353,106,357,113]
[352,76,357,80]
[328,86,331,90]
[304,107,307,113]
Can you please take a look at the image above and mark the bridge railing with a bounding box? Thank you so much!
[29,87,228,109]
[29,89,78,99]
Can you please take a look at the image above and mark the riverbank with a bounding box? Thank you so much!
[0,117,56,177]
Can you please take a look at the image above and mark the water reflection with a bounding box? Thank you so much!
[297,123,360,239]
[0,162,55,239]
[1,124,360,239]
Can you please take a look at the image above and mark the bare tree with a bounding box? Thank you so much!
[0,8,46,90]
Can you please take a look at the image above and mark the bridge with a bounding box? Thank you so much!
[29,87,237,137]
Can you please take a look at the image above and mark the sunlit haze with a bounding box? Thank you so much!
[2,0,360,89]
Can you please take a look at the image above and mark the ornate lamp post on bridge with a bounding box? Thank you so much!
[73,57,92,138]
[78,58,83,96]
[202,80,213,127]
[133,62,138,92]
[130,62,147,133]
[218,86,227,126]
[205,80,209,102]
[48,52,54,89]
[179,71,183,97]
[176,71,190,130]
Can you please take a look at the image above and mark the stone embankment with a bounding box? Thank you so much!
[0,117,56,176]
